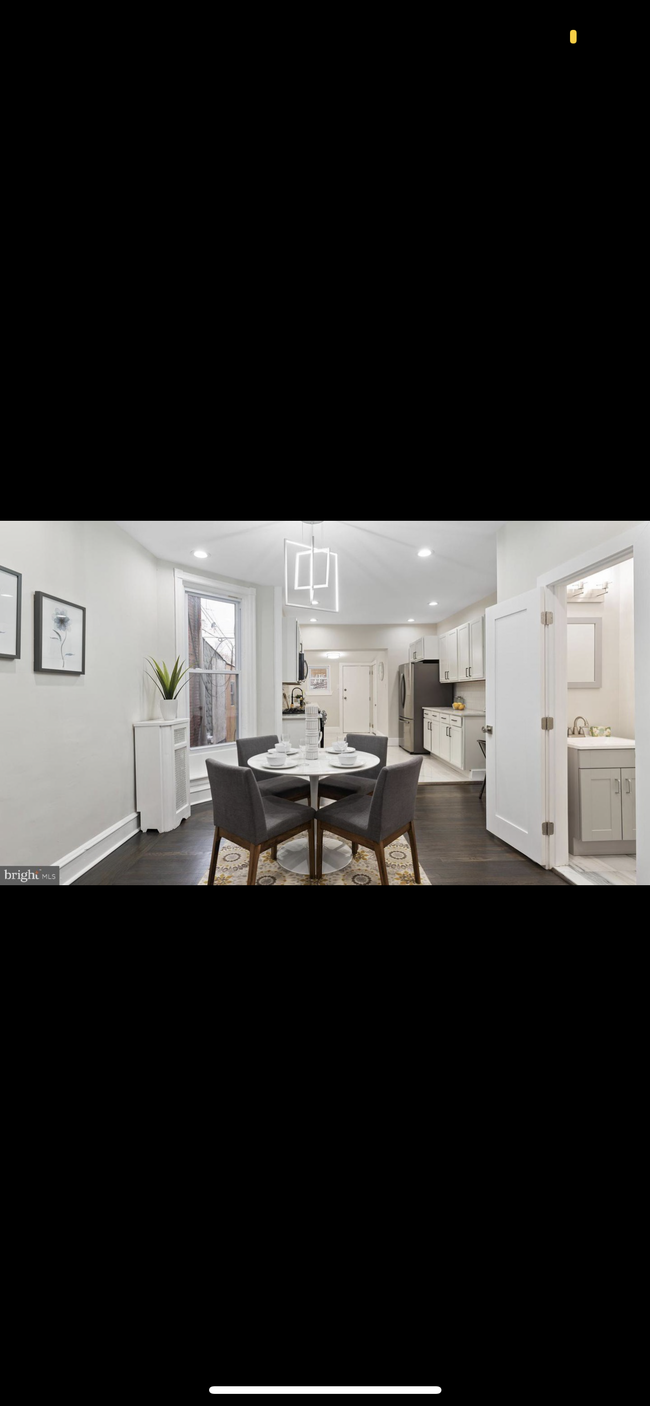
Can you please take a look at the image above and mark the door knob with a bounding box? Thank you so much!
[482,725,493,733]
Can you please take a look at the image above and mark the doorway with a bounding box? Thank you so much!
[484,521,648,884]
[341,663,373,734]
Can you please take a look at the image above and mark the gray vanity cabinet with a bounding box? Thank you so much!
[621,768,636,842]
[568,747,636,855]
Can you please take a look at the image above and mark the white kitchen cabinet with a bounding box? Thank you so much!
[440,615,486,683]
[439,633,448,681]
[457,623,470,680]
[409,636,438,663]
[426,708,485,772]
[422,712,432,753]
[437,718,451,762]
[430,712,440,757]
[439,629,459,682]
[134,718,191,833]
[470,617,485,679]
[450,722,463,770]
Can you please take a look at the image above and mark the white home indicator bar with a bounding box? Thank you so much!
[209,1391,442,1396]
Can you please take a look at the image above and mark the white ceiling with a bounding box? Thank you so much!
[115,520,506,625]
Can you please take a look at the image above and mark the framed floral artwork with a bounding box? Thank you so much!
[34,592,86,674]
[0,565,21,659]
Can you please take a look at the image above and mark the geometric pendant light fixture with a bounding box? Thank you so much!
[284,520,339,612]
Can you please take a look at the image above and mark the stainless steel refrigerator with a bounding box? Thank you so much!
[399,660,453,753]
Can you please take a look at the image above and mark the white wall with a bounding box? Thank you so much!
[0,523,280,861]
[300,624,433,739]
[497,521,644,600]
[434,592,497,636]
[0,520,161,866]
[566,560,634,738]
[618,558,635,739]
[302,647,388,733]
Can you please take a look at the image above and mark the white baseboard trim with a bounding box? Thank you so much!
[190,777,212,806]
[389,737,400,747]
[55,812,141,885]
[470,768,486,781]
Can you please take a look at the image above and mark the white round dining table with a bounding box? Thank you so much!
[246,750,379,874]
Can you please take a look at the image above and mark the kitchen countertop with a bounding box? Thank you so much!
[423,707,486,717]
[567,736,635,749]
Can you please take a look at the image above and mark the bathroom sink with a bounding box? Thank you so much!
[568,735,635,748]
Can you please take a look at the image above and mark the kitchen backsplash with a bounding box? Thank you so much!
[453,680,485,711]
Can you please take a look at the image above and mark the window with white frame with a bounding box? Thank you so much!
[186,591,241,748]
[175,569,257,752]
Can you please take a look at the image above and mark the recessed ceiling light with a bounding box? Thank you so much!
[193,550,209,559]
[418,548,432,557]
[429,601,438,607]
[407,618,414,622]
[312,600,319,605]
[310,618,317,622]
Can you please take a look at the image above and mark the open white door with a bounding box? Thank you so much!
[485,588,548,867]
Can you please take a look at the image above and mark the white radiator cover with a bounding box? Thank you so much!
[134,717,191,832]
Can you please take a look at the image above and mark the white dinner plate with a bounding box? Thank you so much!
[264,758,302,769]
[326,746,354,754]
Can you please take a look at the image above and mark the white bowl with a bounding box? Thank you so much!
[337,753,358,766]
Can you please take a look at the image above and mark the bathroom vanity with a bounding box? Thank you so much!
[568,737,636,856]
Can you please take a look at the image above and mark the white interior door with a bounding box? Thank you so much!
[342,665,371,733]
[485,588,547,866]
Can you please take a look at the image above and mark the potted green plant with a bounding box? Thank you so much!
[146,656,189,721]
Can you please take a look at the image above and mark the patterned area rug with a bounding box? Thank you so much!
[198,838,431,885]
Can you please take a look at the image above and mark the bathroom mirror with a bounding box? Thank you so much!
[568,616,602,688]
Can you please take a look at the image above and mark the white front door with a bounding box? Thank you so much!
[342,665,371,733]
[485,588,547,866]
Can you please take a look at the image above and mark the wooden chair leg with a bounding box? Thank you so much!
[270,843,278,861]
[407,821,421,884]
[316,824,324,880]
[308,823,315,880]
[247,844,261,886]
[351,842,359,856]
[208,828,221,885]
[376,843,389,886]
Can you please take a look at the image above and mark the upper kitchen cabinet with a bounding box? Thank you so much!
[408,636,438,663]
[439,615,485,682]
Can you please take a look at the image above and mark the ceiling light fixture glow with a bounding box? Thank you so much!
[193,550,209,559]
[428,601,438,607]
[418,548,432,557]
[284,524,338,612]
[407,618,414,622]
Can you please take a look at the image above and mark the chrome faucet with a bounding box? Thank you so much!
[572,716,589,736]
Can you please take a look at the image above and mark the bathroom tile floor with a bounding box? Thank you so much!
[557,853,637,886]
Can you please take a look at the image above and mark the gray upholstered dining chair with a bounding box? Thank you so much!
[206,756,317,884]
[315,756,423,885]
[236,734,310,803]
[317,733,388,806]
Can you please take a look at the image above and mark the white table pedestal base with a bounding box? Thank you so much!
[276,834,352,876]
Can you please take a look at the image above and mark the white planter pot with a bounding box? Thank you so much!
[159,699,178,721]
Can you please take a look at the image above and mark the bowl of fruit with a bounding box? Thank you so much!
[453,695,466,711]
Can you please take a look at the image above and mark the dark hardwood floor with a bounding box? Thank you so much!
[73,785,569,885]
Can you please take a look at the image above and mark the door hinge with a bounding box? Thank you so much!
[541,611,554,625]
[542,821,555,836]
[541,716,554,730]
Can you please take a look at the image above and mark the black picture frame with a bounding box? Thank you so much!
[0,565,22,659]
[34,592,86,675]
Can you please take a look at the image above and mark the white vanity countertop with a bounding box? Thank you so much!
[423,707,486,717]
[567,736,635,749]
